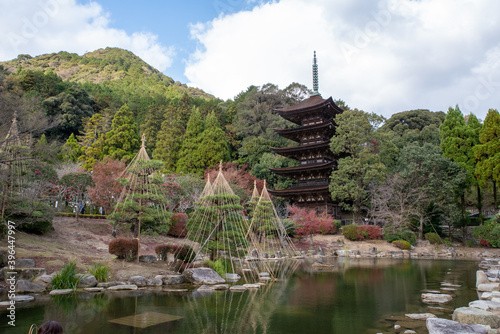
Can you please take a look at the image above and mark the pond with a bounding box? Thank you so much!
[1,258,479,334]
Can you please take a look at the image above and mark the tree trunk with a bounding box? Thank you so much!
[419,216,424,240]
[494,181,498,210]
[477,184,483,220]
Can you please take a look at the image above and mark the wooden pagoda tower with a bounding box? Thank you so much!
[268,52,343,217]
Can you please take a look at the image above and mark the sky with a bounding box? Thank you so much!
[1,0,499,121]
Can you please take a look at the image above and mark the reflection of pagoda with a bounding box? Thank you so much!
[268,52,343,217]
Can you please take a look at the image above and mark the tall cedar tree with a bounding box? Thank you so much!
[466,114,483,214]
[78,113,107,170]
[329,109,386,221]
[140,103,166,154]
[176,109,204,175]
[104,104,140,163]
[439,106,475,219]
[474,109,500,209]
[198,112,230,170]
[153,106,185,171]
[61,133,82,163]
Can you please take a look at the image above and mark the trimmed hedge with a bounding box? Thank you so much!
[155,244,182,261]
[108,238,138,259]
[384,230,417,246]
[392,240,411,250]
[343,224,382,241]
[57,212,108,219]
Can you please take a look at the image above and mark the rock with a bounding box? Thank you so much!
[421,293,453,304]
[146,278,163,286]
[259,277,272,281]
[251,249,259,258]
[478,283,500,292]
[336,250,347,257]
[76,274,97,288]
[0,295,35,306]
[163,275,185,285]
[406,313,437,320]
[33,274,53,288]
[229,285,247,292]
[212,284,230,290]
[139,255,157,263]
[15,259,35,268]
[243,284,261,289]
[128,276,146,287]
[441,282,461,287]
[97,281,126,288]
[49,289,74,295]
[369,247,377,254]
[486,268,500,279]
[183,268,225,285]
[318,246,324,256]
[197,285,214,292]
[276,251,282,258]
[404,330,417,334]
[225,273,241,282]
[107,284,138,291]
[258,272,270,278]
[452,307,500,329]
[84,287,105,292]
[16,279,45,293]
[427,318,488,334]
[2,267,46,282]
[394,324,401,329]
[469,300,500,311]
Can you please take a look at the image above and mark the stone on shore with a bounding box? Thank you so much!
[477,271,491,287]
[212,284,229,290]
[427,318,488,334]
[406,313,437,320]
[76,274,98,288]
[229,285,247,292]
[84,287,105,292]
[33,274,53,288]
[478,283,500,292]
[128,276,146,287]
[452,307,500,329]
[183,268,225,285]
[49,289,74,295]
[97,281,126,288]
[16,279,45,293]
[163,275,185,285]
[469,300,500,311]
[146,277,163,286]
[15,259,35,268]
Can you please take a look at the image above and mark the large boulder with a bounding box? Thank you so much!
[469,300,500,311]
[15,259,35,268]
[33,274,53,288]
[76,274,98,288]
[452,307,500,329]
[427,318,488,334]
[477,283,500,292]
[16,279,45,293]
[139,255,157,263]
[128,276,146,287]
[2,268,46,282]
[162,275,185,285]
[183,267,225,285]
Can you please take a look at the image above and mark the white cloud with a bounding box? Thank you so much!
[186,0,500,120]
[0,0,174,71]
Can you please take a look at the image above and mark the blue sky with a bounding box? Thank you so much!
[1,0,499,120]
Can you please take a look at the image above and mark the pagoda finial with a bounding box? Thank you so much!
[141,133,146,148]
[219,160,223,173]
[312,51,320,96]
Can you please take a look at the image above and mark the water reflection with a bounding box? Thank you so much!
[0,259,478,334]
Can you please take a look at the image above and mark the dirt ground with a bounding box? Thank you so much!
[2,216,500,281]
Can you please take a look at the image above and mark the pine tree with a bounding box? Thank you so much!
[140,103,166,154]
[153,106,185,171]
[474,109,500,209]
[176,109,204,175]
[104,104,140,163]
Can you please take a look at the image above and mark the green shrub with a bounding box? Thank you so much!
[342,225,362,241]
[205,259,231,277]
[466,239,475,247]
[175,245,196,263]
[87,263,110,282]
[474,217,500,248]
[333,220,342,230]
[392,240,411,250]
[384,230,417,246]
[425,232,442,245]
[51,261,80,290]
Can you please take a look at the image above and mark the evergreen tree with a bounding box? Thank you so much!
[153,106,185,171]
[176,109,204,175]
[61,133,82,162]
[474,109,500,209]
[78,113,108,170]
[466,114,483,214]
[140,103,166,154]
[198,112,230,170]
[104,104,140,163]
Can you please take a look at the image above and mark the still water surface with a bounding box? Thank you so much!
[0,258,479,334]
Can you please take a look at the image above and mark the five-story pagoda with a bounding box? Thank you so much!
[268,52,343,217]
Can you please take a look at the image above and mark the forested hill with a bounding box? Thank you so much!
[0,47,213,99]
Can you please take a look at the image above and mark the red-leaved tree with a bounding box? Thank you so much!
[87,157,125,214]
[288,205,336,245]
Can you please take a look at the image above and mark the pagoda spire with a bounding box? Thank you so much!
[312,51,320,96]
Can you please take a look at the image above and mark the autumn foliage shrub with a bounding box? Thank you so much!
[288,205,336,238]
[342,225,382,241]
[109,238,138,259]
[168,213,188,237]
[392,240,411,250]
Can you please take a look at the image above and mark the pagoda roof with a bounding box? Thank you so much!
[274,95,343,125]
[268,185,331,197]
[270,162,335,176]
[273,120,335,142]
[271,141,330,155]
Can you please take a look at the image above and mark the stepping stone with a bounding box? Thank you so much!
[0,295,35,306]
[196,285,213,292]
[229,285,247,292]
[243,284,261,289]
[163,289,188,293]
[427,318,488,334]
[441,282,461,287]
[49,289,74,295]
[406,313,437,320]
[421,293,453,304]
[107,284,138,291]
[212,284,229,290]
[97,281,126,288]
[258,272,270,277]
[84,287,105,292]
[452,307,500,329]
